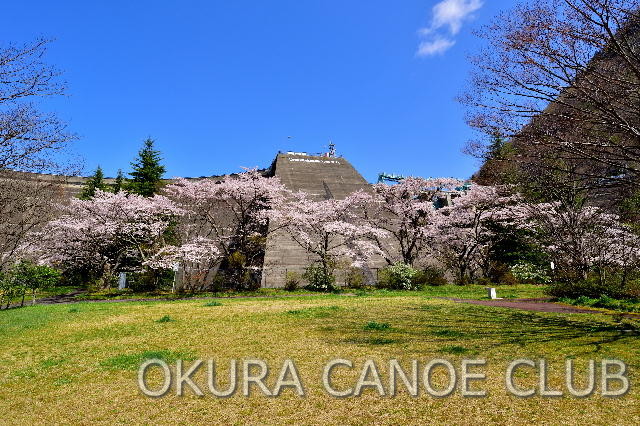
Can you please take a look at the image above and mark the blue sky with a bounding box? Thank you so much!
[2,0,507,182]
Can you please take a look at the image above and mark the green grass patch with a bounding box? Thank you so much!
[559,295,640,313]
[439,345,472,355]
[432,328,466,338]
[155,315,174,323]
[368,337,397,345]
[363,321,391,331]
[100,350,194,371]
[286,305,340,318]
[53,377,73,386]
[350,284,546,300]
[40,358,66,369]
[203,301,223,307]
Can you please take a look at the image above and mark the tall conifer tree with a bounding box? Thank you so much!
[128,138,165,197]
[79,166,108,199]
[112,169,125,193]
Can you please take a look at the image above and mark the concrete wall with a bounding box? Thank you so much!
[261,153,387,288]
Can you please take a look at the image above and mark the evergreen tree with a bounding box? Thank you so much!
[112,169,125,193]
[79,166,108,200]
[128,138,166,197]
[486,130,509,161]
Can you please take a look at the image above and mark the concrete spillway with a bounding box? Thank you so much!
[261,153,374,287]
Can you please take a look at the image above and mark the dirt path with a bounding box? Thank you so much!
[445,297,640,319]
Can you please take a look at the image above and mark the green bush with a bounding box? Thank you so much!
[0,262,61,308]
[219,252,262,291]
[344,267,365,289]
[474,277,492,287]
[123,269,175,292]
[0,272,19,309]
[622,279,640,299]
[378,263,418,290]
[487,262,518,285]
[412,266,448,287]
[546,276,625,299]
[284,271,302,291]
[511,262,551,284]
[302,264,336,292]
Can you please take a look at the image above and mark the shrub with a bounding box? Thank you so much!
[220,252,262,291]
[511,262,551,284]
[412,266,448,287]
[0,262,61,308]
[622,279,640,299]
[498,270,518,286]
[128,269,174,292]
[0,273,20,309]
[303,264,336,292]
[210,274,225,293]
[486,262,517,285]
[546,276,624,299]
[344,267,365,289]
[284,271,302,291]
[378,263,418,290]
[474,277,492,287]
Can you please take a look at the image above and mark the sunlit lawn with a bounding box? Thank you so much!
[0,291,638,424]
[73,283,547,301]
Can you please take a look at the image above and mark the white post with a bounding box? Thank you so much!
[118,272,127,290]
[486,287,497,299]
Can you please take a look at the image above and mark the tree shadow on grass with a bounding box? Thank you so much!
[411,305,639,352]
[327,303,639,357]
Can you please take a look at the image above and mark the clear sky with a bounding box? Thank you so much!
[2,0,507,182]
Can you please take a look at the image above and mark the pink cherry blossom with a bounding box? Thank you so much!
[34,190,182,286]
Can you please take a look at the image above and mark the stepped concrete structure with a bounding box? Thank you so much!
[261,152,381,287]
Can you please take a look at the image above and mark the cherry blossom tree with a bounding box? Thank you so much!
[512,200,640,284]
[270,191,387,285]
[0,172,66,271]
[355,177,463,266]
[34,190,182,287]
[432,185,520,284]
[145,237,220,291]
[164,169,289,289]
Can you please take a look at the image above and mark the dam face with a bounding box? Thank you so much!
[261,152,380,287]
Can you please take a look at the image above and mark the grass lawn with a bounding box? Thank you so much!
[0,292,638,424]
[72,283,547,302]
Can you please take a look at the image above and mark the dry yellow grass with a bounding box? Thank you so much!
[0,294,638,425]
